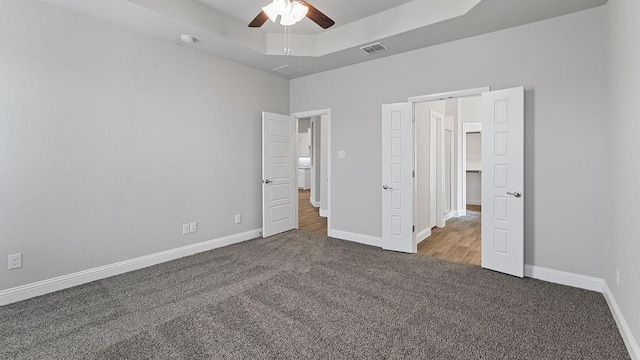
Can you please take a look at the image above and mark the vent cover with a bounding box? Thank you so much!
[359,42,388,55]
[272,65,302,76]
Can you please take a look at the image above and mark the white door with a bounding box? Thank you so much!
[381,103,415,253]
[481,87,525,277]
[262,111,297,238]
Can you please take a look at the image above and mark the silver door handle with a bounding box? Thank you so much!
[383,185,393,190]
[264,179,272,184]
[507,191,522,198]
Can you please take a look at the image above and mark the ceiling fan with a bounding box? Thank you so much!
[249,0,335,29]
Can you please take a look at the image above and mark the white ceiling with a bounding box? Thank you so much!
[43,0,607,79]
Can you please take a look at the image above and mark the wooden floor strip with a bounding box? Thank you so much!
[298,189,327,235]
[417,206,481,266]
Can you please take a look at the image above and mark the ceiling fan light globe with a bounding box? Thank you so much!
[272,0,291,16]
[262,3,279,22]
[280,13,297,26]
[290,2,308,21]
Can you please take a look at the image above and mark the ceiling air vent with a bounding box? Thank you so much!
[272,65,302,76]
[359,42,388,55]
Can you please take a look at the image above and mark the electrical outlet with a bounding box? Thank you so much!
[616,267,620,286]
[235,214,241,224]
[182,224,190,235]
[189,222,197,233]
[8,253,22,270]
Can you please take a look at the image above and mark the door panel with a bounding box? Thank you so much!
[481,87,524,277]
[382,103,415,253]
[262,111,296,238]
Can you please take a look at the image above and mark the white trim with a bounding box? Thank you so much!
[416,227,432,244]
[456,209,467,217]
[408,87,490,104]
[310,197,320,207]
[0,229,261,306]
[319,209,329,217]
[603,282,640,360]
[443,212,454,221]
[329,229,382,247]
[524,265,603,292]
[466,200,481,206]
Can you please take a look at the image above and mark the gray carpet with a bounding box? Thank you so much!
[0,230,630,359]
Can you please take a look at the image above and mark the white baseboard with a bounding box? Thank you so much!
[310,198,320,207]
[602,282,640,360]
[0,229,261,306]
[457,209,467,217]
[524,265,603,292]
[444,212,454,222]
[329,229,381,248]
[466,200,481,206]
[319,209,329,217]
[416,228,432,244]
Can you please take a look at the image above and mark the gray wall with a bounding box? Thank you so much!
[0,0,289,290]
[291,7,607,277]
[605,0,640,350]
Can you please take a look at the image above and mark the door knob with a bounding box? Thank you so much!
[264,179,272,184]
[507,191,522,198]
[383,185,393,190]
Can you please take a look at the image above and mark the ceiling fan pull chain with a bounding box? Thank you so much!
[284,25,291,55]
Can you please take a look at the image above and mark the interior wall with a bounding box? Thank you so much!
[605,0,640,352]
[0,0,290,291]
[415,101,445,236]
[291,6,607,277]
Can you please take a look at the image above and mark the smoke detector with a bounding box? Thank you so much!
[180,35,195,44]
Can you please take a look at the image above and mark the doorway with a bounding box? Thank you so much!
[414,96,483,266]
[381,86,524,277]
[294,111,330,235]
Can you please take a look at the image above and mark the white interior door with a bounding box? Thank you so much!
[481,87,525,277]
[262,111,297,238]
[381,102,415,253]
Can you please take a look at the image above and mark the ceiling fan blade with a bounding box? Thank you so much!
[300,1,335,29]
[248,10,269,27]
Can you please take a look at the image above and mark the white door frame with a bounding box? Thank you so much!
[291,109,331,233]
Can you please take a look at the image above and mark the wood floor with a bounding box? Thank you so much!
[298,189,327,235]
[417,205,481,266]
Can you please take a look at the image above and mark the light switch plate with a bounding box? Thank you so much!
[189,222,197,233]
[338,150,346,159]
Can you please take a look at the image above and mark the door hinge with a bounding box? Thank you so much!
[413,225,415,232]
[412,170,415,178]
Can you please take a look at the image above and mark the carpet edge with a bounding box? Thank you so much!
[0,229,262,306]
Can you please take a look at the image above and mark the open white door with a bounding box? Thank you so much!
[262,111,296,238]
[381,103,415,253]
[481,87,524,277]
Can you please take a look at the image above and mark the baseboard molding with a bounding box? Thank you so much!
[310,198,320,208]
[329,229,382,248]
[456,209,467,217]
[524,265,603,292]
[0,229,261,306]
[466,200,481,206]
[416,228,431,244]
[602,282,640,360]
[444,212,454,221]
[319,209,329,217]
